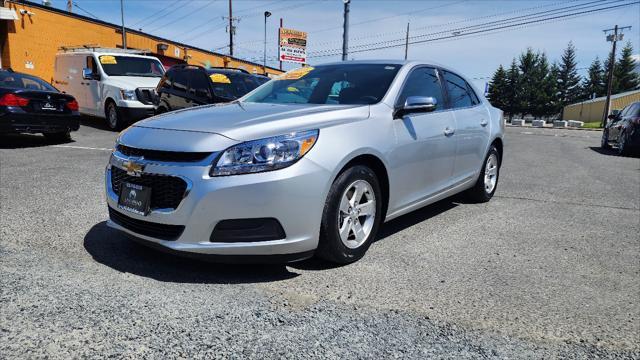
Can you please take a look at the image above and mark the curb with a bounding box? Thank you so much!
[506,124,603,132]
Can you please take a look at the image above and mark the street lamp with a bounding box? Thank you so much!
[263,11,271,74]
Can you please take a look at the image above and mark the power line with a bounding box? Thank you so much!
[138,0,195,29]
[146,0,217,33]
[130,0,180,27]
[309,0,632,57]
[72,1,100,20]
[307,1,639,59]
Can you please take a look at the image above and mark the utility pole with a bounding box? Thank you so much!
[228,0,234,56]
[342,0,350,61]
[67,0,72,12]
[601,25,631,127]
[279,18,283,71]
[120,0,126,49]
[264,11,271,74]
[404,22,410,60]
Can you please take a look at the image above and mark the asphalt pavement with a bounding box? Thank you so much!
[1,120,639,358]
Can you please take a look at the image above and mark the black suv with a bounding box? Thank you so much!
[154,65,269,113]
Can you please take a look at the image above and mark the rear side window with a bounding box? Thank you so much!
[0,72,56,91]
[396,67,444,109]
[443,71,477,108]
[190,72,211,99]
[172,70,189,92]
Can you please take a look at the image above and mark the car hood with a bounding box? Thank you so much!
[105,76,161,89]
[133,102,371,141]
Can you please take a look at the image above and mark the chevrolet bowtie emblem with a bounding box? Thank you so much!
[123,158,145,176]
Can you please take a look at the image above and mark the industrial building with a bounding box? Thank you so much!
[0,0,282,83]
[563,89,640,123]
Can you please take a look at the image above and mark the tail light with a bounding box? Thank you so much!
[66,99,79,111]
[0,93,30,107]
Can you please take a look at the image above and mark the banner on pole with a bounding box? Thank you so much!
[279,28,307,64]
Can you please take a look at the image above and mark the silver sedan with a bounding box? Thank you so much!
[105,60,504,264]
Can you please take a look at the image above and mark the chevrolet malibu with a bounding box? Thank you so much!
[105,61,504,264]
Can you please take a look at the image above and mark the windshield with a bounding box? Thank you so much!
[99,55,165,77]
[243,64,401,105]
[208,71,263,100]
[0,72,57,92]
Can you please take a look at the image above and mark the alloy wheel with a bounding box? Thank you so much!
[484,153,499,194]
[337,180,376,249]
[108,105,118,129]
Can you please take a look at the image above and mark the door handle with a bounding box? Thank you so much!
[444,127,455,136]
[480,119,488,127]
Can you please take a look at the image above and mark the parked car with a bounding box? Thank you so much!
[601,101,640,155]
[154,65,266,113]
[105,61,504,264]
[53,47,164,131]
[0,68,80,142]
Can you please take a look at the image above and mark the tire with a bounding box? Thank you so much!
[465,146,501,203]
[43,131,71,143]
[316,165,383,264]
[105,101,123,131]
[156,106,167,115]
[601,129,611,149]
[617,130,629,156]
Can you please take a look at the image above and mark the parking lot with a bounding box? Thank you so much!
[1,123,638,358]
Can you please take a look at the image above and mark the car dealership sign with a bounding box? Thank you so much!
[279,27,307,64]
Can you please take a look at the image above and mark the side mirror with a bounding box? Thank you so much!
[395,96,437,118]
[82,68,99,80]
[607,114,617,120]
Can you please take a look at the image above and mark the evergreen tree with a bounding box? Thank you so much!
[530,52,554,118]
[517,48,537,116]
[557,42,582,106]
[546,62,562,117]
[613,42,640,92]
[580,57,605,99]
[504,58,520,120]
[487,64,508,110]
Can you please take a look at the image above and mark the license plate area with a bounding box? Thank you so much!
[118,182,151,216]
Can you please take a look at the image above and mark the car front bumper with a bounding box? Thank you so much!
[105,150,331,261]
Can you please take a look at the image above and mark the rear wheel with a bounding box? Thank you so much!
[601,129,611,149]
[465,146,500,203]
[317,165,383,264]
[105,101,123,131]
[43,131,71,143]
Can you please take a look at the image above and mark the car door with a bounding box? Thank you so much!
[167,69,190,110]
[608,105,629,141]
[442,70,491,183]
[390,66,457,207]
[83,55,101,116]
[187,70,212,106]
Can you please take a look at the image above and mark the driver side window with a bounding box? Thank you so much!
[396,67,444,110]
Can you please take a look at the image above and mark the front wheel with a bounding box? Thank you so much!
[465,146,500,203]
[317,165,383,264]
[617,130,630,156]
[105,101,124,131]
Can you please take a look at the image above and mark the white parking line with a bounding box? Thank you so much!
[53,145,113,151]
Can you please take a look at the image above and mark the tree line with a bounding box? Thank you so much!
[487,41,639,120]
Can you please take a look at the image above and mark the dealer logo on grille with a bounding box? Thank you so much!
[122,157,145,177]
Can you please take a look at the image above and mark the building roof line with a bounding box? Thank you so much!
[6,0,281,72]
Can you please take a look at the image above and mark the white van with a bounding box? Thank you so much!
[54,48,165,130]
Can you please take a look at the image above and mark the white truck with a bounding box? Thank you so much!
[53,47,165,130]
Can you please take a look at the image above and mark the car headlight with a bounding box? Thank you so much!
[120,89,137,101]
[210,130,318,176]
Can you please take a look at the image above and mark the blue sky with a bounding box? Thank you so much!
[51,0,639,86]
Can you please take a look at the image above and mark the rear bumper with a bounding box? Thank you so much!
[0,112,80,133]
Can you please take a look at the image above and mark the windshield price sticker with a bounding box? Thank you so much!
[279,67,314,80]
[210,73,231,84]
[99,55,117,65]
